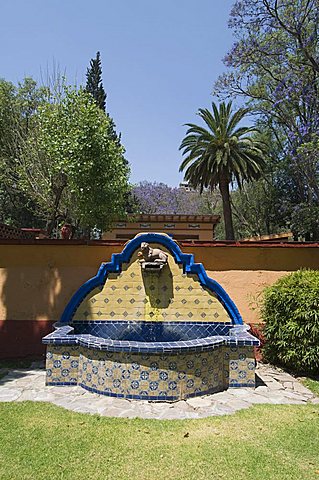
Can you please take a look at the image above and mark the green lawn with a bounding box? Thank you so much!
[0,402,318,480]
[301,377,319,396]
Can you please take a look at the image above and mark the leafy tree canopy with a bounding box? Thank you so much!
[18,86,130,235]
[215,0,319,239]
[0,75,130,237]
[0,78,48,227]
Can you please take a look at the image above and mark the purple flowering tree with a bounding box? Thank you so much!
[215,0,319,239]
[131,181,220,215]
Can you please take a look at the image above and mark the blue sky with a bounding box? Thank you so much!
[1,0,235,186]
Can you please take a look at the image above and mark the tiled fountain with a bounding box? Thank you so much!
[43,233,259,401]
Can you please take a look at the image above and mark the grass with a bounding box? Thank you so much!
[0,402,318,480]
[301,377,319,396]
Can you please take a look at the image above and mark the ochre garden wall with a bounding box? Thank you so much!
[0,240,318,358]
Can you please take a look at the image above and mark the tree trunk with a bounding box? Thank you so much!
[219,176,235,240]
[47,172,67,238]
[46,191,63,238]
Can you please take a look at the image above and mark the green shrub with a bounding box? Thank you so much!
[261,269,319,375]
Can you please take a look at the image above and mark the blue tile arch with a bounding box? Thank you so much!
[60,233,243,325]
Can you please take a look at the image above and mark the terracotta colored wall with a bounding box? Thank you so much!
[0,241,318,358]
[182,245,319,324]
[0,244,121,322]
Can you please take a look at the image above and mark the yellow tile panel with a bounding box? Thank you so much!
[73,245,230,323]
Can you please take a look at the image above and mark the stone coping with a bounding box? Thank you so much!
[42,323,259,354]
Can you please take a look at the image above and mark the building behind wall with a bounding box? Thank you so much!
[103,214,220,241]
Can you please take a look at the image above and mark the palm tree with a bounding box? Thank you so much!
[179,101,267,240]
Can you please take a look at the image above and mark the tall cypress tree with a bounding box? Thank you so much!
[85,52,121,145]
[85,51,106,111]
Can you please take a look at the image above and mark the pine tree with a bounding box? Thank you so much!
[85,51,106,111]
[85,52,121,145]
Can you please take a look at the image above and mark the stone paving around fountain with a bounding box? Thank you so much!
[0,362,317,420]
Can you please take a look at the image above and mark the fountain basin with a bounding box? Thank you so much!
[43,320,258,400]
[43,233,260,401]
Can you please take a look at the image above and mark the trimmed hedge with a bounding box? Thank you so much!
[261,269,319,375]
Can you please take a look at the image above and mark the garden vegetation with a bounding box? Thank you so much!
[262,269,319,375]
